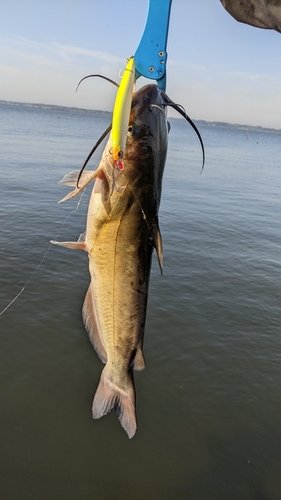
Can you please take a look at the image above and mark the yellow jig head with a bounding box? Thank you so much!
[111,56,136,171]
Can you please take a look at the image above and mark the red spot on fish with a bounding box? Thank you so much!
[98,171,105,179]
[114,160,124,171]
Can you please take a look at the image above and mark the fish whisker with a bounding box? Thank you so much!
[76,124,112,188]
[76,74,119,92]
[150,104,165,114]
[162,99,205,172]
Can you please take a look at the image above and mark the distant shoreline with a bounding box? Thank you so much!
[1,99,280,135]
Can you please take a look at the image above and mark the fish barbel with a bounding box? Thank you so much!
[52,84,169,438]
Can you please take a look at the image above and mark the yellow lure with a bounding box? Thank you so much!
[111,56,136,169]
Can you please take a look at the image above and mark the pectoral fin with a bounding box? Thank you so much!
[58,169,96,187]
[153,223,163,275]
[58,166,103,203]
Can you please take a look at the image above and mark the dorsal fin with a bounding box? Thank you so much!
[133,347,145,371]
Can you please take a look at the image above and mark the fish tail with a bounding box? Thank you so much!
[92,366,137,439]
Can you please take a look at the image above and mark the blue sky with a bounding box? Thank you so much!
[1,0,281,128]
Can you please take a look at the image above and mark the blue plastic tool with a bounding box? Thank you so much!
[134,0,172,91]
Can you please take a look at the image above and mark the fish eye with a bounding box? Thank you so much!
[128,123,139,136]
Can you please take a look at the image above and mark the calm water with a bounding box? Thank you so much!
[1,99,281,499]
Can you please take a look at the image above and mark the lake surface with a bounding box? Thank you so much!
[1,99,281,499]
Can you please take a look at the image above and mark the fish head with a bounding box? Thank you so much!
[126,84,169,162]
[124,84,170,208]
[104,84,170,201]
[106,85,168,197]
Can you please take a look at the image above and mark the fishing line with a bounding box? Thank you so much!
[103,149,150,228]
[117,169,150,230]
[128,183,149,228]
[0,189,86,317]
[105,149,150,230]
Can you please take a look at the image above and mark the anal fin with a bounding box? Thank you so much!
[82,285,107,363]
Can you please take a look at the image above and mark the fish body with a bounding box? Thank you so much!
[52,84,169,438]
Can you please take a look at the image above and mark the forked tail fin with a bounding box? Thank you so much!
[92,366,137,439]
